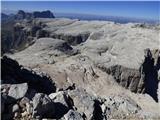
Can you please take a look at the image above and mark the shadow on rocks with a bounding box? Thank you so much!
[54,102,70,119]
[141,49,159,102]
[1,56,56,94]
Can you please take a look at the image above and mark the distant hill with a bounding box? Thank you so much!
[2,10,158,24]
[54,12,159,24]
[15,10,55,20]
[1,13,9,20]
[1,10,55,21]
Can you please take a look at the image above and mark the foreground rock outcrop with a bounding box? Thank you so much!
[1,56,56,94]
[2,56,159,120]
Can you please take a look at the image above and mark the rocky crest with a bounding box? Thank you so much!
[15,10,55,20]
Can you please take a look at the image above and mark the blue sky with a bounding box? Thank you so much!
[2,1,160,20]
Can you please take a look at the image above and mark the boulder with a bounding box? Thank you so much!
[2,83,28,101]
[32,93,55,119]
[67,88,96,120]
[101,95,141,119]
[11,104,19,113]
[64,110,84,120]
[8,83,28,100]
[49,91,72,118]
[18,97,33,118]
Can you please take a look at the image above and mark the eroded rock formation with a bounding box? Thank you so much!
[98,49,160,102]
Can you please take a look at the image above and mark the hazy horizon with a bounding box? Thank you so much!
[2,1,160,21]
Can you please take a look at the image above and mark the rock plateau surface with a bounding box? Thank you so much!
[2,15,160,120]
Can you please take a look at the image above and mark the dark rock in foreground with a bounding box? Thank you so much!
[1,56,56,94]
[1,56,147,120]
[32,93,55,119]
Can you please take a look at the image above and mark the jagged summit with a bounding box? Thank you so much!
[15,10,55,20]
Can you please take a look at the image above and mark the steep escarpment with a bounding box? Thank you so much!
[51,32,90,45]
[97,49,160,102]
[98,64,141,92]
[1,10,54,54]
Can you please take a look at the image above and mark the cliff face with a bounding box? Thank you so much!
[98,49,160,102]
[1,11,55,54]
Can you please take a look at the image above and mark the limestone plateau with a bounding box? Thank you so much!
[1,10,160,120]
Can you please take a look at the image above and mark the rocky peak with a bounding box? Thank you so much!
[33,10,55,18]
[15,10,27,20]
[15,10,55,20]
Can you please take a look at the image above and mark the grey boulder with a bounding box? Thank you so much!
[67,88,95,120]
[49,91,72,118]
[2,83,28,102]
[32,93,55,119]
[8,83,28,100]
[101,95,141,119]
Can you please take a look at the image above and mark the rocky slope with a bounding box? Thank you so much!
[1,56,159,120]
[1,10,55,54]
[3,17,160,119]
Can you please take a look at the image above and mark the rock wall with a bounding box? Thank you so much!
[51,32,90,45]
[98,49,160,102]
